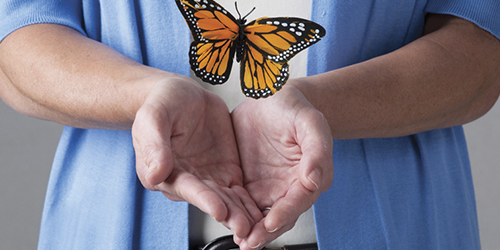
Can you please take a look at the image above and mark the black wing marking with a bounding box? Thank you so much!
[244,17,326,63]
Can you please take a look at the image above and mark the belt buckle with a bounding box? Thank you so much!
[195,235,318,250]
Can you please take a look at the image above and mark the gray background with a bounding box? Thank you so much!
[6,1,498,248]
[1,98,500,249]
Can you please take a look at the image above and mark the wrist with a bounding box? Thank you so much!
[125,70,194,129]
[287,77,325,115]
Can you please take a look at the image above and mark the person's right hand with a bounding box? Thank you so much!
[131,75,262,239]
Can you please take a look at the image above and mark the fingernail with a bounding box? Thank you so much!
[308,169,321,190]
[248,241,263,249]
[210,214,223,223]
[146,161,159,181]
[234,235,243,242]
[266,226,281,233]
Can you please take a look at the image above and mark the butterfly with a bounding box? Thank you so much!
[175,0,326,99]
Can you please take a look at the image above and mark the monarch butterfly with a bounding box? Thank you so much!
[175,0,326,99]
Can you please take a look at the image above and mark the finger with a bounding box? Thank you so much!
[264,182,317,234]
[233,234,243,247]
[221,202,252,238]
[132,101,176,190]
[299,148,333,193]
[238,219,295,250]
[211,186,258,238]
[296,110,334,192]
[232,185,264,224]
[239,182,317,249]
[142,144,175,188]
[161,173,229,223]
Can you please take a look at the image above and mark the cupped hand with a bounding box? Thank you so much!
[231,84,334,249]
[132,75,262,238]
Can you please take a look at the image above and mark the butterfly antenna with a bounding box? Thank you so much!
[234,2,256,21]
[235,2,242,20]
[243,7,256,21]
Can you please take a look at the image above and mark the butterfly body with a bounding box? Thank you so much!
[234,16,246,64]
[176,0,325,99]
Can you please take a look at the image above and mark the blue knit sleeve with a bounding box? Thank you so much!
[0,0,85,42]
[426,0,500,40]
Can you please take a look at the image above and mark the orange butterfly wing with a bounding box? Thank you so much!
[241,18,326,99]
[176,0,326,98]
[175,0,239,84]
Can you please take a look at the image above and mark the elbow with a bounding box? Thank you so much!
[0,68,39,119]
[462,77,500,125]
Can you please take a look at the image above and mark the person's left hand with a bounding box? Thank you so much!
[231,85,334,249]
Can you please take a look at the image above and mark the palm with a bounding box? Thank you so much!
[132,77,261,238]
[166,90,241,194]
[235,108,304,210]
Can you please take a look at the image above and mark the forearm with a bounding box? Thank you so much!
[0,24,177,129]
[293,15,500,139]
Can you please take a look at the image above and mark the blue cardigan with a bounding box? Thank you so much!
[1,0,499,249]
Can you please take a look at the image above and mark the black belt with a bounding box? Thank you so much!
[191,235,318,250]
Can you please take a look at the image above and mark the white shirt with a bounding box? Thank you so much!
[188,0,316,247]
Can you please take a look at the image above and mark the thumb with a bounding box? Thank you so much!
[304,168,322,192]
[299,137,334,193]
[140,143,175,190]
[297,108,334,193]
[132,100,175,191]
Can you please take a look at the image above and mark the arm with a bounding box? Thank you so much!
[0,24,262,238]
[293,14,500,139]
[0,24,162,129]
[233,14,500,249]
